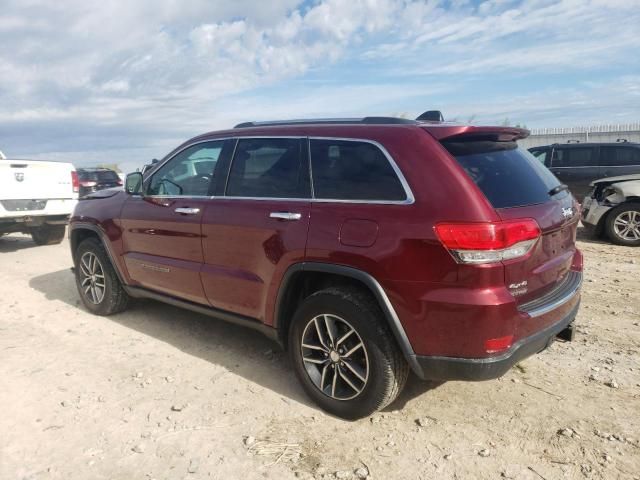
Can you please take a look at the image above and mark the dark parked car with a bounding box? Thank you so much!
[529,142,640,201]
[69,117,582,419]
[77,168,122,197]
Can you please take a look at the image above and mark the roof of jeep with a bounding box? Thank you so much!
[189,118,530,143]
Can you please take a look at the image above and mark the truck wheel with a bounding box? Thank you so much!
[30,225,66,245]
[74,237,129,315]
[605,203,640,247]
[289,287,409,420]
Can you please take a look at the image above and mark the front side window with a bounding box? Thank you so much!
[147,141,223,196]
[552,147,595,168]
[600,146,640,166]
[309,139,407,201]
[226,138,308,198]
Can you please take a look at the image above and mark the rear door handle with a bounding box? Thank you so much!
[269,212,302,221]
[174,207,201,215]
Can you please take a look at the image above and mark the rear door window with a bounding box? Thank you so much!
[600,146,640,166]
[309,139,407,201]
[443,141,563,209]
[552,147,596,168]
[226,138,309,198]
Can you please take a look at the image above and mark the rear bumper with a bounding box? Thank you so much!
[411,300,579,381]
[409,270,582,381]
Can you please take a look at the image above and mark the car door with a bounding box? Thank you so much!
[549,145,599,200]
[200,137,311,323]
[120,140,230,304]
[600,145,640,178]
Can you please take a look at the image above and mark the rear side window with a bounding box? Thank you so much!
[226,138,308,198]
[443,141,563,209]
[600,146,640,166]
[552,147,595,167]
[309,139,406,201]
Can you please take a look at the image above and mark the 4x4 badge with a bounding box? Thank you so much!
[562,207,573,219]
[14,172,24,182]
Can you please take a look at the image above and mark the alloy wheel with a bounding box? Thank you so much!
[300,314,369,401]
[79,252,106,304]
[613,210,640,241]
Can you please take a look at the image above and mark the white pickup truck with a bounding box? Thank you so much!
[0,150,78,245]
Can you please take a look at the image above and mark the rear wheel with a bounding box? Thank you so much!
[605,203,640,247]
[289,287,409,420]
[74,237,129,315]
[30,225,66,245]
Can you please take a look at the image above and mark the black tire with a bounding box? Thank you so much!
[74,237,130,315]
[605,203,640,247]
[289,287,409,420]
[30,225,66,245]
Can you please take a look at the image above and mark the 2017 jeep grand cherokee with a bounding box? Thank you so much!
[70,117,582,419]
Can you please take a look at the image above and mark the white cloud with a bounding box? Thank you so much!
[0,0,638,168]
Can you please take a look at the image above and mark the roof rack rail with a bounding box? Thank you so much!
[233,117,418,128]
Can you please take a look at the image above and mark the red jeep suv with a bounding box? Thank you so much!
[70,116,582,419]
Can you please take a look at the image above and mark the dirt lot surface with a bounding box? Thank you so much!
[1,228,639,480]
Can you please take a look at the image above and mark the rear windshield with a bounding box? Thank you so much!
[443,140,565,209]
[80,170,120,182]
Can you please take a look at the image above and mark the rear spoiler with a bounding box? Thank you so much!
[421,125,530,142]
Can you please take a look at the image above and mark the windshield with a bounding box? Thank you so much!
[443,140,565,209]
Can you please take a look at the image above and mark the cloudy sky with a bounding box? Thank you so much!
[1,0,639,171]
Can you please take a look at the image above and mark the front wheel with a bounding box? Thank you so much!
[289,287,408,420]
[605,203,640,247]
[74,238,130,315]
[30,225,66,245]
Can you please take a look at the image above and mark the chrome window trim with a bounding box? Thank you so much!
[550,165,640,169]
[308,136,415,205]
[143,135,415,205]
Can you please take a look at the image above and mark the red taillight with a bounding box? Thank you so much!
[484,335,514,354]
[117,179,123,186]
[80,180,98,187]
[71,171,79,193]
[435,219,541,264]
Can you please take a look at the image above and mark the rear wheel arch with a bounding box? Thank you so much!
[274,262,422,376]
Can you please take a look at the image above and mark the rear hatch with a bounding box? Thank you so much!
[1,159,76,201]
[80,170,122,190]
[437,132,579,306]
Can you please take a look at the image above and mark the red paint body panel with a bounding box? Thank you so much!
[200,199,310,322]
[120,196,209,304]
[69,121,582,365]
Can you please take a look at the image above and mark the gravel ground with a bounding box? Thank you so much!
[1,227,639,480]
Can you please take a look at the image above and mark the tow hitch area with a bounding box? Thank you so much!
[556,323,575,342]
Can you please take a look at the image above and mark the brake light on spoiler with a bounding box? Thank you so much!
[435,219,541,264]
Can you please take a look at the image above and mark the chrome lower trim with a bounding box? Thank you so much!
[519,270,582,318]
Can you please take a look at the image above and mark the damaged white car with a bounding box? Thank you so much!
[582,174,640,246]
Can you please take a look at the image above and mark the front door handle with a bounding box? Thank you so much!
[174,207,201,215]
[269,212,302,221]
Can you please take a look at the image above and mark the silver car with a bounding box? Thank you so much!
[581,174,640,246]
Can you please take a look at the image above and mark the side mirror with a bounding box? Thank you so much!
[125,172,143,195]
